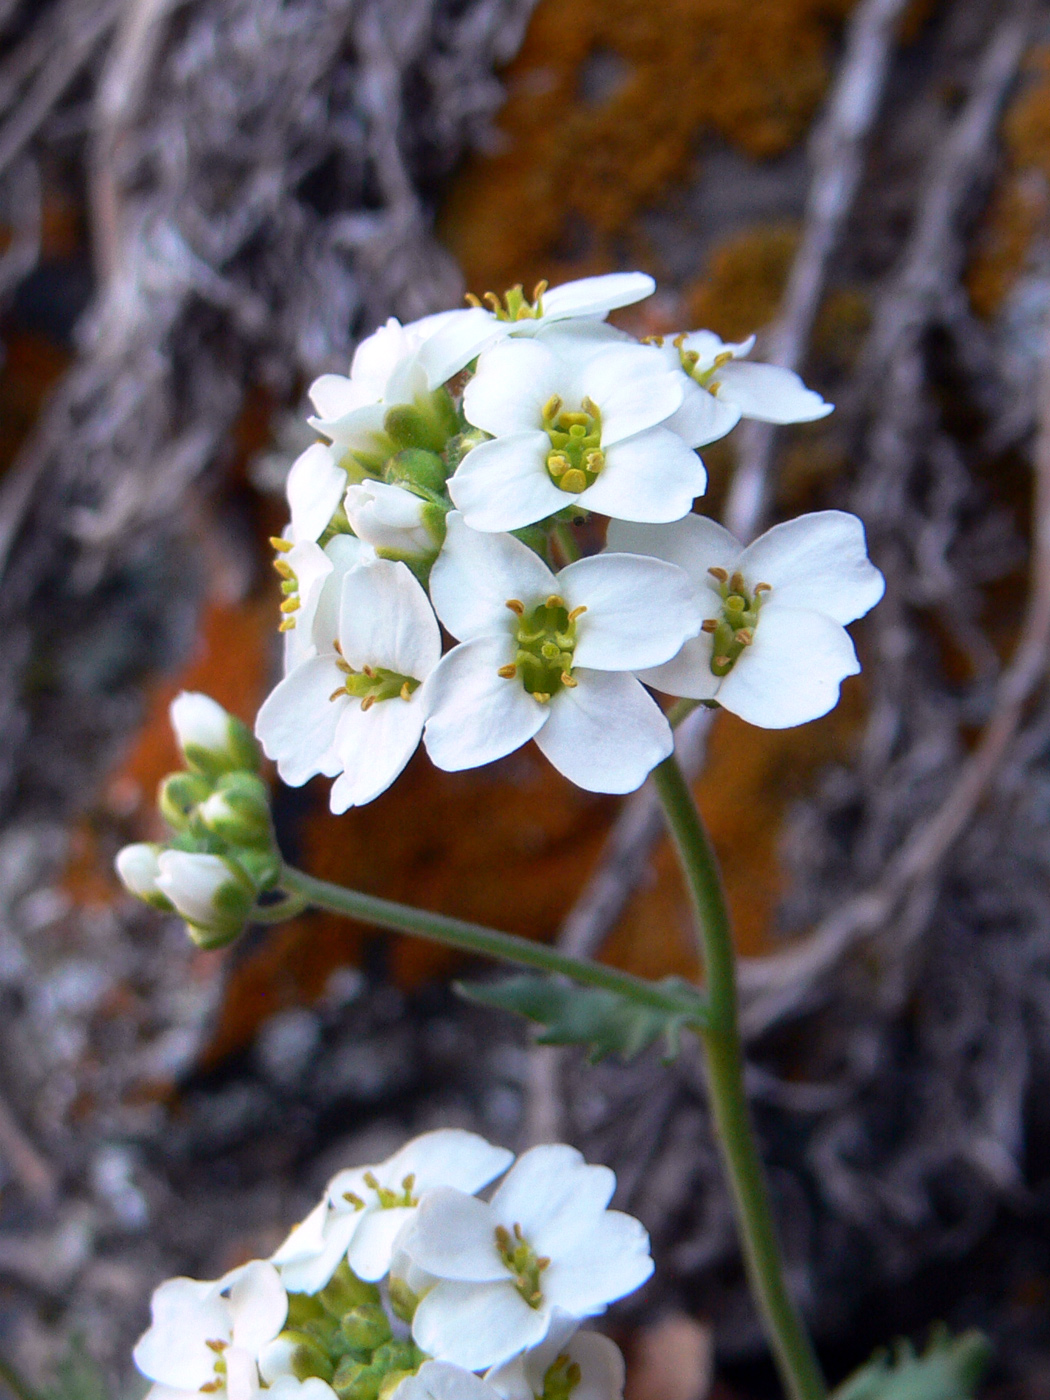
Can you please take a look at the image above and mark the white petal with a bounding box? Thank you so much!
[714,360,832,423]
[382,1129,514,1196]
[564,1333,625,1400]
[350,318,412,386]
[606,514,741,591]
[403,1189,507,1282]
[271,1200,328,1266]
[338,558,442,678]
[429,513,555,640]
[308,373,374,422]
[663,381,742,447]
[416,307,506,386]
[223,1348,258,1400]
[540,272,655,321]
[737,511,884,623]
[636,633,721,701]
[678,330,755,366]
[449,432,566,532]
[543,1213,653,1317]
[344,481,433,556]
[422,637,548,771]
[330,695,425,809]
[558,555,700,670]
[579,347,683,444]
[281,542,333,670]
[347,1207,416,1281]
[229,1262,287,1353]
[309,534,376,656]
[255,657,347,786]
[133,1279,229,1389]
[534,321,632,357]
[309,403,388,449]
[716,604,860,728]
[533,673,672,793]
[275,1212,360,1295]
[579,429,706,523]
[394,1362,502,1400]
[412,1281,550,1371]
[491,1147,614,1253]
[287,444,346,544]
[463,339,562,436]
[486,1313,580,1400]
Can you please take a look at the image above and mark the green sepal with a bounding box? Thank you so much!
[340,1305,392,1352]
[455,974,706,1063]
[182,714,260,778]
[510,522,554,561]
[198,771,274,849]
[318,1261,381,1317]
[384,391,457,454]
[158,772,213,830]
[271,1329,336,1383]
[234,848,281,891]
[832,1327,992,1400]
[443,427,490,474]
[383,448,448,494]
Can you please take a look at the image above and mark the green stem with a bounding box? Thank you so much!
[652,754,826,1400]
[279,864,708,1026]
[553,519,581,564]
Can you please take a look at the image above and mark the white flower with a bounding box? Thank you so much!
[415,273,657,386]
[402,1144,653,1371]
[607,511,885,727]
[449,339,704,531]
[272,1129,513,1292]
[155,851,257,946]
[115,843,171,908]
[256,558,441,810]
[486,1315,625,1400]
[344,480,443,560]
[286,442,348,545]
[133,1261,287,1400]
[660,331,833,448]
[277,534,375,673]
[170,693,258,775]
[422,515,698,794]
[392,1362,502,1400]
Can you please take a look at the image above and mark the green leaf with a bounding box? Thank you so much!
[833,1327,992,1400]
[455,974,704,1062]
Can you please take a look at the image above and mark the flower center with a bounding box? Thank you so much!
[199,1341,227,1393]
[703,568,770,677]
[497,595,587,703]
[494,1222,550,1309]
[330,643,420,710]
[542,395,605,494]
[675,335,735,397]
[540,1354,583,1400]
[342,1172,419,1211]
[466,280,548,321]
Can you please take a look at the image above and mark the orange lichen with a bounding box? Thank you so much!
[683,225,800,343]
[441,0,854,294]
[967,46,1050,318]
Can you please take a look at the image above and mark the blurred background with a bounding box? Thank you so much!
[1,1,1050,1398]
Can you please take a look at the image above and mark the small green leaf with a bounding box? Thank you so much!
[833,1326,992,1400]
[455,974,704,1062]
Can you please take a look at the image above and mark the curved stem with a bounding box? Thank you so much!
[279,864,708,1026]
[652,754,826,1400]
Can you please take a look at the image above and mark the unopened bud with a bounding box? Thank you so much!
[158,771,213,830]
[318,1261,381,1318]
[383,398,450,455]
[198,772,273,849]
[344,480,442,560]
[383,448,448,494]
[114,844,174,911]
[340,1305,392,1352]
[332,1358,380,1400]
[170,692,260,777]
[259,1333,334,1386]
[155,851,257,949]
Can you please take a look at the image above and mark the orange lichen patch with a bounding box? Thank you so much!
[441,0,852,294]
[605,683,866,980]
[967,46,1050,318]
[684,226,800,343]
[0,332,70,475]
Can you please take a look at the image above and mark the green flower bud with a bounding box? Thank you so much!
[155,850,257,949]
[158,771,213,830]
[267,1330,335,1384]
[339,1305,392,1353]
[318,1262,381,1318]
[332,1357,380,1400]
[170,692,260,777]
[198,772,274,849]
[383,449,448,494]
[386,1277,418,1325]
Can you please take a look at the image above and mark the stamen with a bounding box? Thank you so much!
[505,598,525,615]
[546,595,565,609]
[483,292,501,313]
[270,536,293,553]
[278,618,295,632]
[280,597,301,613]
[399,681,412,700]
[708,566,729,582]
[755,582,772,594]
[567,605,587,622]
[532,279,549,303]
[273,559,293,578]
[701,619,718,633]
[560,468,587,493]
[343,1191,366,1208]
[560,673,577,688]
[360,696,376,711]
[729,571,746,593]
[329,688,345,702]
[362,664,376,678]
[497,664,518,679]
[465,292,482,307]
[333,639,345,657]
[205,1341,227,1354]
[533,692,551,704]
[735,628,754,645]
[714,655,731,668]
[200,1381,222,1392]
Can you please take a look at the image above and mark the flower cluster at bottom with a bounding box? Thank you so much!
[133,1131,649,1400]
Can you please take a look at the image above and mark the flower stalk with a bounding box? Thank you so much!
[651,752,826,1400]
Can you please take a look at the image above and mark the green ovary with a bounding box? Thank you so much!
[332,652,420,710]
[499,595,584,702]
[542,394,605,494]
[677,338,734,395]
[705,569,769,677]
[494,1222,550,1309]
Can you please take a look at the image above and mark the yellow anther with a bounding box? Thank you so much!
[714,655,731,668]
[546,595,564,609]
[542,394,563,421]
[547,453,570,479]
[583,449,604,473]
[730,571,746,593]
[270,536,293,552]
[280,597,301,613]
[329,687,345,702]
[205,1341,228,1354]
[343,1191,365,1209]
[708,566,729,582]
[200,1382,223,1393]
[273,559,293,578]
[532,279,548,302]
[483,291,501,313]
[713,350,734,369]
[536,1256,551,1269]
[735,628,754,645]
[278,618,295,632]
[497,663,518,679]
[755,581,772,594]
[672,333,687,348]
[641,334,665,346]
[567,604,587,622]
[364,1172,380,1189]
[464,292,482,307]
[533,692,551,704]
[399,681,412,700]
[402,1174,416,1192]
[505,598,525,616]
[581,396,600,417]
[701,619,718,633]
[560,673,577,688]
[560,468,587,493]
[280,580,297,595]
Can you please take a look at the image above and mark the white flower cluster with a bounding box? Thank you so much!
[257,273,884,805]
[133,1131,648,1400]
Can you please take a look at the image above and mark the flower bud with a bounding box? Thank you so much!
[344,481,442,560]
[170,692,260,777]
[158,771,213,830]
[155,850,257,949]
[383,389,458,454]
[318,1262,382,1318]
[260,1332,335,1385]
[383,448,448,494]
[340,1304,392,1352]
[114,844,174,911]
[198,772,274,849]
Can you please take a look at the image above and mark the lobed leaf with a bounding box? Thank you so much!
[832,1327,992,1400]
